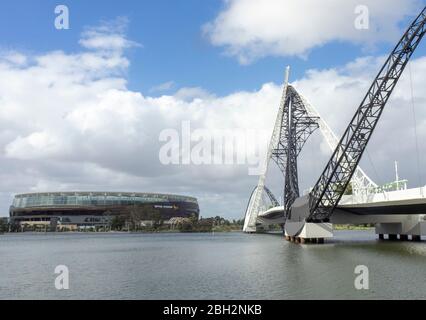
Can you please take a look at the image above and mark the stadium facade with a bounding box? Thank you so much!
[10,192,199,229]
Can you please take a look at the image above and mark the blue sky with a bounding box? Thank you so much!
[1,0,421,96]
[0,1,426,218]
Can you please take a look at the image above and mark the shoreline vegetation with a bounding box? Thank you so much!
[0,215,375,234]
[0,216,247,234]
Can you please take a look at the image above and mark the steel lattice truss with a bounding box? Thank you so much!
[308,7,426,222]
[272,86,319,218]
[243,69,291,232]
[264,186,280,207]
[300,94,378,201]
[243,70,379,232]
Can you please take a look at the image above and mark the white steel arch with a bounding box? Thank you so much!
[243,67,378,232]
[243,67,290,232]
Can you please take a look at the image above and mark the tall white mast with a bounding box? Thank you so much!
[243,67,378,232]
[243,67,290,232]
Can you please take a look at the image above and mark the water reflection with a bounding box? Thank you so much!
[0,231,425,299]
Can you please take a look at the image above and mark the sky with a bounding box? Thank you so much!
[0,0,426,218]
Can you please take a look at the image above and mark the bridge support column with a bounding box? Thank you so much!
[389,234,398,241]
[376,221,425,242]
[412,235,421,242]
[400,234,408,241]
[285,221,333,244]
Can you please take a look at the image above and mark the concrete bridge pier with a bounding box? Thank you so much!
[399,234,409,241]
[284,235,327,244]
[412,235,421,241]
[284,220,333,245]
[375,220,426,242]
[388,234,398,241]
[283,196,334,244]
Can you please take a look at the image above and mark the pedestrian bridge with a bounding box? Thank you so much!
[243,6,426,243]
[257,187,426,237]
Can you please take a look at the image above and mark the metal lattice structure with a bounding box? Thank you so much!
[243,68,291,232]
[272,86,319,218]
[300,94,378,201]
[309,7,426,222]
[243,68,380,232]
[243,185,281,231]
[264,186,280,207]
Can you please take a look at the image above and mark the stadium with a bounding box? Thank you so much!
[9,192,199,229]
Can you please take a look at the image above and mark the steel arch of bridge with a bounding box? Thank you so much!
[271,85,319,219]
[243,77,377,232]
[244,6,426,231]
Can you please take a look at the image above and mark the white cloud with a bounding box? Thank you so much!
[204,0,422,63]
[79,17,140,51]
[1,17,426,220]
[174,87,215,101]
[0,21,281,218]
[149,81,176,93]
[293,55,426,191]
[1,52,27,66]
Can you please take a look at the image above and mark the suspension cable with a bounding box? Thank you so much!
[365,149,382,187]
[408,61,422,187]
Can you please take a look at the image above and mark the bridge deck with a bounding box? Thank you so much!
[258,188,426,224]
[337,198,426,216]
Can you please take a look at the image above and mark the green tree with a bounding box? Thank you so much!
[180,219,193,232]
[0,219,7,233]
[189,213,199,225]
[111,215,126,231]
[126,204,163,231]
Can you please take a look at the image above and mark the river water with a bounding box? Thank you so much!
[0,231,425,300]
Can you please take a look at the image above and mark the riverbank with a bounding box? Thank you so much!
[1,225,375,234]
[0,216,246,234]
[1,227,244,235]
